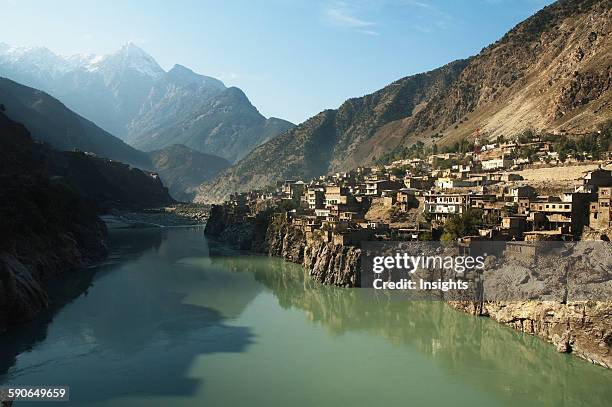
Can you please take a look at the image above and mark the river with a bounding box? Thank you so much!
[1,226,611,406]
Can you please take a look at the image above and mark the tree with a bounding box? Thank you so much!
[441,209,484,242]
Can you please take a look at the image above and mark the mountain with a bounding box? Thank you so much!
[0,77,150,167]
[126,65,294,162]
[0,43,294,161]
[196,0,612,203]
[148,144,230,202]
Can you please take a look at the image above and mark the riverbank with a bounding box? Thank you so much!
[103,204,211,228]
[0,202,209,334]
[204,203,612,369]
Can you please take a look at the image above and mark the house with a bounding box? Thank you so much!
[435,177,475,189]
[580,167,612,192]
[365,180,403,196]
[404,176,433,190]
[501,216,527,238]
[487,172,523,182]
[482,156,513,171]
[396,188,419,210]
[282,180,306,202]
[527,193,593,237]
[383,194,397,207]
[510,185,536,215]
[423,193,470,220]
[428,153,458,165]
[307,189,325,210]
[315,208,331,218]
[325,186,352,207]
[589,186,612,230]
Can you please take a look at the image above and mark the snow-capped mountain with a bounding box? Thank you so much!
[0,43,294,161]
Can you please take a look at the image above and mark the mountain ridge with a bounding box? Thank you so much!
[196,0,612,203]
[0,76,150,167]
[0,42,294,161]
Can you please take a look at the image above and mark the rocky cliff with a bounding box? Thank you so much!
[450,300,611,369]
[204,206,361,287]
[0,112,107,333]
[205,205,611,368]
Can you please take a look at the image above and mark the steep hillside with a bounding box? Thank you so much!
[0,44,294,162]
[148,144,230,201]
[386,0,612,149]
[0,77,150,167]
[47,150,175,211]
[0,111,107,332]
[129,81,294,162]
[196,59,468,202]
[196,0,611,203]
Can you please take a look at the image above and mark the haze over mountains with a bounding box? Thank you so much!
[197,0,612,203]
[0,77,150,168]
[0,42,294,162]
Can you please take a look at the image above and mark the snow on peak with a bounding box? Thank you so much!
[0,44,75,76]
[93,42,165,78]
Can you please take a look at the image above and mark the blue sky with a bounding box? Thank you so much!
[0,0,554,124]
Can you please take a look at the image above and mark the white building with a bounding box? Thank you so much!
[481,156,513,171]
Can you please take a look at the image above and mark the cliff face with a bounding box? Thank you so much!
[196,0,612,203]
[0,112,107,333]
[265,217,361,287]
[204,206,361,287]
[205,206,611,368]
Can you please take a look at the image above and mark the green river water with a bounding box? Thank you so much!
[1,226,611,407]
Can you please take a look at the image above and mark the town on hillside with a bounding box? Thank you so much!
[218,128,612,246]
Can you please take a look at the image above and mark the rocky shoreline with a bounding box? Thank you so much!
[204,204,612,369]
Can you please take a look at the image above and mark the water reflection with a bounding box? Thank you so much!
[0,227,255,404]
[0,227,611,407]
[210,254,612,407]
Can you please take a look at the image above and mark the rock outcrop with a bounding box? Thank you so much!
[449,300,611,368]
[205,206,361,287]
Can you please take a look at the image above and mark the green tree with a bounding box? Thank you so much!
[441,209,484,242]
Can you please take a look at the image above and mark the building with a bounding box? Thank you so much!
[424,193,470,220]
[501,216,527,238]
[404,176,433,190]
[396,188,419,210]
[482,156,513,171]
[580,167,612,192]
[589,187,612,230]
[324,186,351,206]
[365,180,403,196]
[282,180,306,202]
[435,177,475,189]
[307,189,325,210]
[527,193,593,237]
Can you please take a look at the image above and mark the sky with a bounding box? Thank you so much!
[0,0,555,124]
